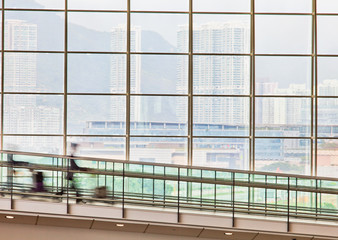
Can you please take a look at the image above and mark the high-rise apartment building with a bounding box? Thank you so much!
[177,22,250,125]
[4,19,62,152]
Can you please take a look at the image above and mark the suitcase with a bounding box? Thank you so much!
[95,186,107,198]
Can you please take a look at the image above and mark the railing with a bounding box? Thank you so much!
[1,150,338,227]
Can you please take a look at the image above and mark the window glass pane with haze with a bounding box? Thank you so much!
[5,11,64,51]
[318,57,338,96]
[193,56,250,95]
[131,54,188,94]
[130,137,188,165]
[131,0,188,11]
[193,138,249,170]
[194,0,250,12]
[68,0,126,10]
[193,97,250,137]
[255,0,312,13]
[130,96,188,136]
[193,14,250,54]
[317,0,338,13]
[67,95,126,135]
[255,56,311,96]
[255,97,311,137]
[317,16,338,54]
[6,0,64,9]
[4,95,64,134]
[3,136,63,154]
[4,53,64,93]
[68,12,126,52]
[68,53,126,93]
[255,138,311,175]
[131,13,189,53]
[255,15,312,54]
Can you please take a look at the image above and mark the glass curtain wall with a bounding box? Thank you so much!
[1,0,338,177]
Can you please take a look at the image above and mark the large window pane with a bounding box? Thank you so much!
[4,53,63,93]
[317,139,338,178]
[131,13,189,53]
[317,0,338,13]
[3,136,63,154]
[67,137,126,160]
[194,97,249,136]
[130,96,188,136]
[6,0,64,9]
[255,0,312,13]
[318,98,338,137]
[255,15,312,54]
[131,54,188,94]
[68,0,126,10]
[5,11,64,51]
[130,137,187,165]
[256,56,311,96]
[68,54,125,93]
[255,138,311,175]
[193,138,249,170]
[318,57,338,96]
[193,14,250,54]
[68,12,126,52]
[131,0,188,11]
[193,56,250,95]
[68,96,126,135]
[194,0,250,12]
[318,16,338,54]
[255,97,311,137]
[4,95,63,134]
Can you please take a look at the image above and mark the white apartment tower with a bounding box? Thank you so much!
[177,22,250,125]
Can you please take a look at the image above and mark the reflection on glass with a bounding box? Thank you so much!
[318,98,338,137]
[255,0,311,13]
[131,54,188,94]
[3,136,63,154]
[67,95,126,135]
[317,139,338,178]
[67,137,126,160]
[130,96,188,136]
[131,13,189,53]
[68,54,125,93]
[68,0,126,10]
[194,0,250,12]
[318,16,338,54]
[130,137,187,164]
[4,95,63,134]
[193,56,250,95]
[5,0,64,9]
[193,97,249,136]
[5,53,63,93]
[255,97,311,137]
[256,56,311,96]
[317,0,338,13]
[255,138,311,175]
[318,57,338,96]
[131,0,188,11]
[5,11,64,51]
[68,12,126,52]
[193,138,249,170]
[193,14,250,54]
[255,15,311,54]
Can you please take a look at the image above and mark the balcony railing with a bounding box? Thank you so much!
[0,150,338,228]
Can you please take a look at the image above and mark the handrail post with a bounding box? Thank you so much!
[122,162,125,218]
[177,167,180,223]
[66,157,70,214]
[287,177,290,232]
[232,172,235,227]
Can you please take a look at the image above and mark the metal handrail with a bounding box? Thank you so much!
[1,150,338,225]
